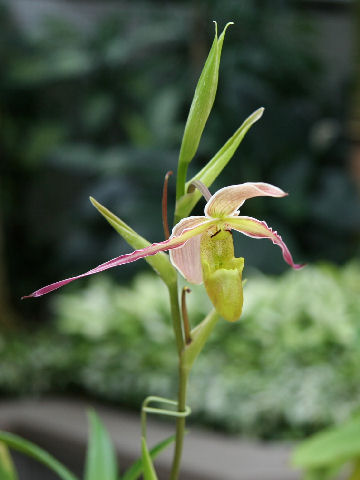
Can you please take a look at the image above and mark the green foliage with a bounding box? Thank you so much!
[0,432,78,480]
[0,410,174,480]
[90,196,176,286]
[141,437,158,480]
[0,443,18,480]
[175,107,264,219]
[176,22,232,200]
[293,415,360,480]
[122,435,175,480]
[84,411,118,480]
[293,415,360,470]
[1,261,359,439]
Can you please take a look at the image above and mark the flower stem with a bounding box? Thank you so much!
[170,362,189,480]
[176,162,187,202]
[181,287,192,345]
[167,280,184,357]
[162,171,173,240]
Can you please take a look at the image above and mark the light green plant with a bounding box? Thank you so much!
[293,414,360,480]
[3,22,303,479]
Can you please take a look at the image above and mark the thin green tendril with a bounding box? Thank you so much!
[141,396,191,438]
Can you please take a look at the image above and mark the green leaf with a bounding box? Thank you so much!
[175,107,264,220]
[293,416,360,470]
[176,22,233,199]
[90,197,177,286]
[121,435,175,480]
[141,437,158,480]
[0,442,18,480]
[84,410,118,480]
[182,309,220,372]
[0,431,78,480]
[302,462,344,480]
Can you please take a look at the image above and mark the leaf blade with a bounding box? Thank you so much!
[0,431,78,480]
[176,22,233,199]
[121,434,175,480]
[0,442,18,480]
[293,416,360,470]
[141,437,158,480]
[175,107,264,220]
[90,197,176,286]
[84,410,118,480]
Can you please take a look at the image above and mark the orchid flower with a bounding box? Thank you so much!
[23,182,303,322]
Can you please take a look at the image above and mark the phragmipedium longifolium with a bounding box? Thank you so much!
[12,22,304,480]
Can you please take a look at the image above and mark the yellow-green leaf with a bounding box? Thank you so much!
[90,197,176,286]
[293,415,360,470]
[84,410,118,480]
[175,107,264,221]
[0,443,18,480]
[141,437,158,480]
[176,22,233,199]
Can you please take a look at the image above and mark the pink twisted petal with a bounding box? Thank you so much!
[227,216,304,269]
[22,220,213,298]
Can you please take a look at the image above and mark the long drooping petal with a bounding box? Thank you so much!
[227,216,304,269]
[23,220,215,298]
[169,216,209,284]
[205,182,287,218]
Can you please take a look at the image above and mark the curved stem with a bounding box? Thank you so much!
[170,362,189,480]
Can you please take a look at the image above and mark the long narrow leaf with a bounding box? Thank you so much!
[121,435,175,480]
[90,197,176,286]
[176,22,233,199]
[0,443,18,480]
[141,437,158,480]
[84,410,118,480]
[182,309,220,371]
[0,431,78,480]
[175,107,264,220]
[293,416,360,470]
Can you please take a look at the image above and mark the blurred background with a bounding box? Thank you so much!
[0,0,359,444]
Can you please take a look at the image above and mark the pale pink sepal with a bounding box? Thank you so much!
[205,182,287,218]
[169,216,208,284]
[227,216,304,270]
[22,220,213,298]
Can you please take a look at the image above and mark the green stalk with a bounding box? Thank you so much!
[167,280,184,356]
[169,362,189,480]
[175,161,188,203]
[167,277,188,479]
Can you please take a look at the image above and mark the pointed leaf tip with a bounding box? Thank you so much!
[254,106,265,119]
[222,22,234,34]
[212,20,218,37]
[85,410,117,480]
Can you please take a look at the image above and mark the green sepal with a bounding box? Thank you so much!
[141,437,158,480]
[200,229,244,322]
[0,443,18,480]
[84,410,118,480]
[292,415,360,471]
[175,108,264,221]
[121,435,175,480]
[0,431,79,480]
[182,308,220,372]
[176,22,233,200]
[90,197,177,286]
